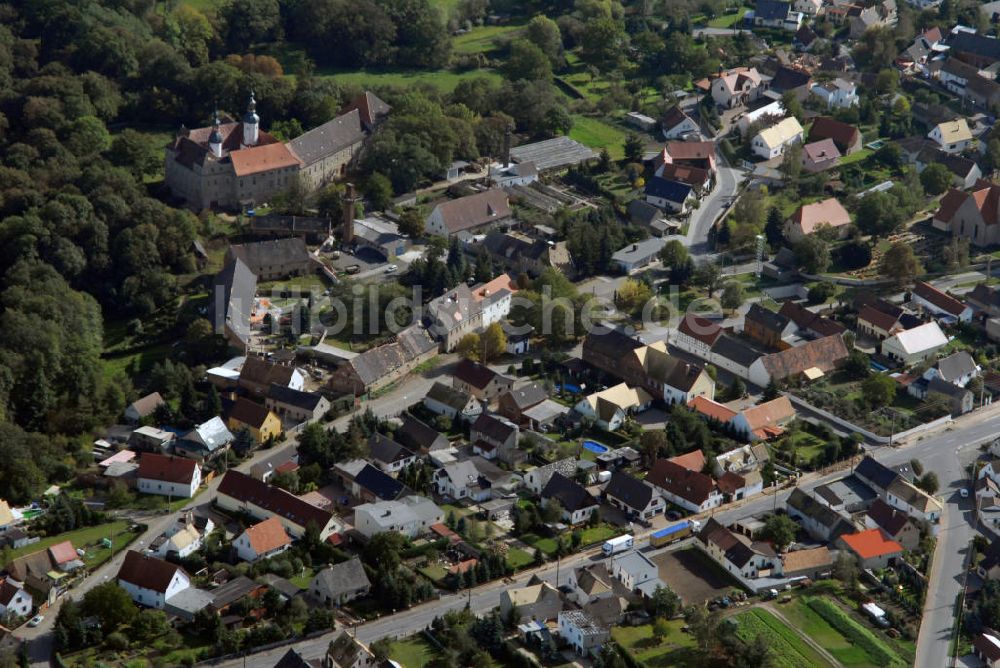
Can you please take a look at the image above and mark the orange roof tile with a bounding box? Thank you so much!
[688,396,737,423]
[669,449,707,473]
[243,516,291,555]
[230,143,302,177]
[741,396,795,432]
[841,529,903,560]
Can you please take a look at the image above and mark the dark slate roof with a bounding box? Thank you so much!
[117,551,186,594]
[500,383,548,411]
[472,413,517,442]
[208,575,263,611]
[218,471,334,528]
[288,109,366,166]
[426,381,475,411]
[937,351,977,383]
[770,66,812,92]
[928,376,973,400]
[582,326,644,360]
[454,359,505,390]
[367,433,414,465]
[346,326,436,387]
[644,176,693,203]
[541,472,599,512]
[710,335,761,368]
[395,414,449,452]
[208,258,257,345]
[866,498,913,537]
[272,648,313,668]
[266,384,325,412]
[354,464,407,501]
[755,0,791,20]
[604,471,654,511]
[746,303,792,335]
[970,283,1000,310]
[787,488,855,536]
[228,238,309,276]
[313,557,371,599]
[855,456,898,490]
[628,199,664,226]
[947,32,1000,62]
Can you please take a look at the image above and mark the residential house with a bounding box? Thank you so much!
[864,499,922,551]
[352,496,444,539]
[238,357,305,397]
[558,610,609,656]
[854,456,900,493]
[786,488,857,541]
[926,350,979,387]
[808,116,863,154]
[603,471,665,520]
[753,0,802,30]
[730,396,796,441]
[137,453,201,499]
[697,518,783,580]
[335,461,407,503]
[609,550,661,593]
[116,551,191,609]
[933,180,1000,246]
[911,281,973,323]
[928,119,973,154]
[500,583,563,622]
[0,578,31,618]
[777,301,846,338]
[646,458,723,513]
[573,383,652,432]
[470,413,520,464]
[174,416,234,461]
[671,313,724,358]
[498,382,548,425]
[226,398,282,446]
[886,476,943,524]
[541,472,600,524]
[327,325,437,395]
[750,334,849,387]
[128,426,175,453]
[655,162,712,193]
[627,199,676,237]
[881,321,948,366]
[711,442,770,476]
[425,190,513,238]
[234,516,291,562]
[566,565,615,607]
[937,58,1000,110]
[453,359,515,403]
[946,31,1000,69]
[226,238,312,281]
[974,633,1000,668]
[265,385,330,424]
[433,460,490,501]
[310,558,371,607]
[424,274,517,352]
[124,392,166,424]
[367,433,417,475]
[794,0,822,14]
[612,238,667,273]
[151,513,209,559]
[6,543,83,603]
[523,458,578,494]
[479,231,571,278]
[743,303,797,350]
[857,303,907,340]
[769,66,813,101]
[838,529,903,569]
[423,382,482,422]
[644,177,694,213]
[801,139,842,173]
[395,414,450,454]
[322,632,378,668]
[751,117,804,159]
[710,68,767,108]
[661,106,700,140]
[736,98,786,137]
[781,547,833,580]
[216,471,342,540]
[657,141,717,173]
[810,78,859,108]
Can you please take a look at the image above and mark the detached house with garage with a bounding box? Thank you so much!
[603,471,665,521]
[646,458,722,513]
[661,106,700,140]
[751,117,804,160]
[452,359,515,403]
[711,68,767,109]
[234,516,292,563]
[928,118,973,154]
[310,558,371,607]
[541,473,600,525]
[697,518,783,580]
[367,433,417,475]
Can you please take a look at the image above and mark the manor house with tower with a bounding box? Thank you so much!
[164,92,390,211]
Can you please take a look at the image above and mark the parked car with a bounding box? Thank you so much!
[385,264,398,273]
[28,615,44,627]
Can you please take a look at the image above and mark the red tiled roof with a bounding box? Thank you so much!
[430,523,461,542]
[688,396,737,423]
[229,143,302,177]
[913,281,967,317]
[218,471,334,530]
[665,141,715,161]
[48,541,77,565]
[808,116,860,150]
[678,313,723,347]
[658,163,711,187]
[741,396,795,432]
[243,516,291,555]
[717,472,747,495]
[841,529,903,560]
[935,188,968,224]
[138,453,198,485]
[974,633,1000,662]
[647,459,717,505]
[669,449,707,473]
[858,304,900,331]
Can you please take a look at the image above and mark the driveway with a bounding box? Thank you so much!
[684,149,745,256]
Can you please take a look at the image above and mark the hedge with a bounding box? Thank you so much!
[804,597,905,667]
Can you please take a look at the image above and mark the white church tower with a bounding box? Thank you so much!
[208,110,223,158]
[242,91,259,147]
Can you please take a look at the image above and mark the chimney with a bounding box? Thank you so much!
[342,183,357,245]
[503,125,512,168]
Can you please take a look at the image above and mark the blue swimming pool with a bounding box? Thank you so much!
[559,383,582,394]
[582,440,609,454]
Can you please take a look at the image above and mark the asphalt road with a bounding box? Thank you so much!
[683,150,744,256]
[203,403,1000,667]
[15,364,450,667]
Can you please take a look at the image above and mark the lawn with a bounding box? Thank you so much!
[452,24,524,54]
[733,608,835,668]
[569,115,627,159]
[611,621,698,667]
[784,598,881,668]
[505,548,534,570]
[706,7,748,28]
[781,430,826,466]
[289,566,315,589]
[3,521,136,568]
[520,533,559,555]
[839,148,874,166]
[579,525,617,546]
[389,637,436,668]
[418,564,449,582]
[317,68,503,92]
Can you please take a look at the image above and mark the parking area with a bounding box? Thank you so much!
[653,546,742,604]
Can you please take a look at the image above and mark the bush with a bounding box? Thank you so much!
[105,632,130,651]
[805,597,904,667]
[807,282,836,305]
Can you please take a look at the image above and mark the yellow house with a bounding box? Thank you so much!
[227,397,282,445]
